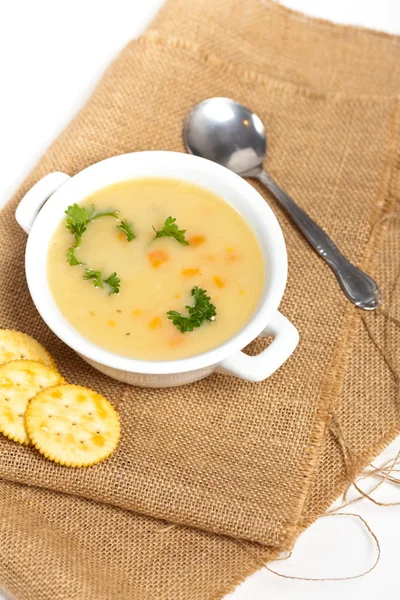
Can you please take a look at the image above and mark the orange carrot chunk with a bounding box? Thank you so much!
[189,235,206,247]
[149,316,162,329]
[213,275,225,288]
[108,319,116,327]
[148,249,169,268]
[181,268,200,277]
[169,336,184,347]
[226,247,238,260]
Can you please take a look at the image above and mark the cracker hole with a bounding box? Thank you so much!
[18,413,23,418]
[64,404,69,408]
[88,412,92,416]
[5,398,9,402]
[80,440,84,444]
[96,430,100,434]
[72,422,77,426]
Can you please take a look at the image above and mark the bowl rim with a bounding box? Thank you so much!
[25,151,288,375]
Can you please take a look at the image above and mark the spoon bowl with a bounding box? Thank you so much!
[184,97,266,176]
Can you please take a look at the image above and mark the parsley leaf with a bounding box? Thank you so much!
[152,216,188,246]
[117,219,136,242]
[104,272,120,295]
[167,286,216,333]
[65,203,118,249]
[65,204,93,247]
[84,269,103,288]
[65,203,119,267]
[64,204,121,291]
[66,246,82,266]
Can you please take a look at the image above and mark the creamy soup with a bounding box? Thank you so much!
[47,178,265,360]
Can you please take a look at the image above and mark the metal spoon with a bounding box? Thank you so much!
[184,97,381,310]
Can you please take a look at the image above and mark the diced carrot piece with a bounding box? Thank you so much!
[175,293,181,299]
[239,289,246,296]
[132,309,141,316]
[149,316,162,329]
[181,268,200,277]
[148,249,169,268]
[213,275,225,288]
[226,247,238,260]
[117,232,126,241]
[204,254,215,263]
[169,336,184,347]
[189,235,206,247]
[108,319,116,327]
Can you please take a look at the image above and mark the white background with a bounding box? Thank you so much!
[0,1,399,599]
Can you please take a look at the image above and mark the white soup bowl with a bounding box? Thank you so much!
[15,151,299,388]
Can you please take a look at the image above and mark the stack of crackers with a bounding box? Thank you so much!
[0,330,120,467]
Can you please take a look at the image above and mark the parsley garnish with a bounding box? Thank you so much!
[117,219,136,242]
[167,286,216,333]
[83,269,120,294]
[91,209,120,221]
[65,204,94,247]
[104,272,120,295]
[65,203,119,265]
[66,246,82,266]
[84,269,103,288]
[65,204,118,247]
[152,216,188,246]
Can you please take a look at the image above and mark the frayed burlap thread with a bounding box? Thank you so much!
[1,1,400,599]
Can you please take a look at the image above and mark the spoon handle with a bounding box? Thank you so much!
[257,169,381,310]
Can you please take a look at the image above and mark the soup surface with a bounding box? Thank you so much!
[47,178,265,360]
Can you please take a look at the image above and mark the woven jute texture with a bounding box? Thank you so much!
[1,1,400,598]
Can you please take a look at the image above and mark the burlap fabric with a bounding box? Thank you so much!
[1,1,399,598]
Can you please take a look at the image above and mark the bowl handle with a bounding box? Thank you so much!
[215,311,299,382]
[15,172,71,234]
